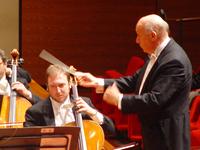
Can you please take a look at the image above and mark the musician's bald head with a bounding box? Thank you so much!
[135,14,170,54]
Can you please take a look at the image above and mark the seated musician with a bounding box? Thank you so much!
[0,49,40,104]
[24,64,116,137]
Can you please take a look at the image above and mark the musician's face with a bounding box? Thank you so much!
[0,58,7,78]
[47,73,70,103]
[135,22,155,55]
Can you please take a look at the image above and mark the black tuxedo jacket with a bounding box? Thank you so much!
[104,39,192,150]
[24,96,115,137]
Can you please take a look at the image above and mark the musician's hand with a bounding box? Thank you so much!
[74,97,97,116]
[103,82,120,107]
[6,67,12,77]
[11,81,32,100]
[75,72,102,88]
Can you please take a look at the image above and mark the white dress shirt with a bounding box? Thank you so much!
[50,97,75,126]
[0,75,10,96]
[51,96,104,126]
[138,37,171,95]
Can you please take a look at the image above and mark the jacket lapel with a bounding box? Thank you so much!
[43,98,56,126]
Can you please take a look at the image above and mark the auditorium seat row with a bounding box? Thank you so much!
[190,95,200,149]
[91,55,144,144]
[103,56,144,143]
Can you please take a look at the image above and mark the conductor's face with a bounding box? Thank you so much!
[47,73,70,103]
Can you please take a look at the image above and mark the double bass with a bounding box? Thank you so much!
[69,68,105,150]
[0,49,32,127]
[39,50,105,150]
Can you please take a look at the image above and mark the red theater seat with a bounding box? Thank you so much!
[190,96,200,130]
[105,56,145,78]
[190,96,200,149]
[191,129,200,149]
[127,114,142,142]
[103,56,144,131]
[91,56,144,132]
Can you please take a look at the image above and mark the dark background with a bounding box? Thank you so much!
[21,0,200,89]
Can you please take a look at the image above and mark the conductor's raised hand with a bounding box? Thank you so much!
[75,71,102,88]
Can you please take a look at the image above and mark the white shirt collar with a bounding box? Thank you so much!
[50,96,71,113]
[0,75,7,81]
[50,96,75,126]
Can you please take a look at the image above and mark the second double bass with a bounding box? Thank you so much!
[0,49,32,127]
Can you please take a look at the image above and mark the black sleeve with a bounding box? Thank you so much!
[17,67,32,84]
[23,101,45,127]
[29,94,41,105]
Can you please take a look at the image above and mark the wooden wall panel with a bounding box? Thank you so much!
[21,0,200,87]
[156,0,200,70]
[21,0,155,86]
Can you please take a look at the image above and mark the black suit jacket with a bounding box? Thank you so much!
[24,96,115,137]
[7,67,31,89]
[104,39,192,150]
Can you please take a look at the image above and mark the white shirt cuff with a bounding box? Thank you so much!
[90,111,104,124]
[95,78,105,93]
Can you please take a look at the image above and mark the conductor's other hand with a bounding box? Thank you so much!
[103,82,121,107]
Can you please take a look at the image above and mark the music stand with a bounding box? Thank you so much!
[0,126,80,150]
